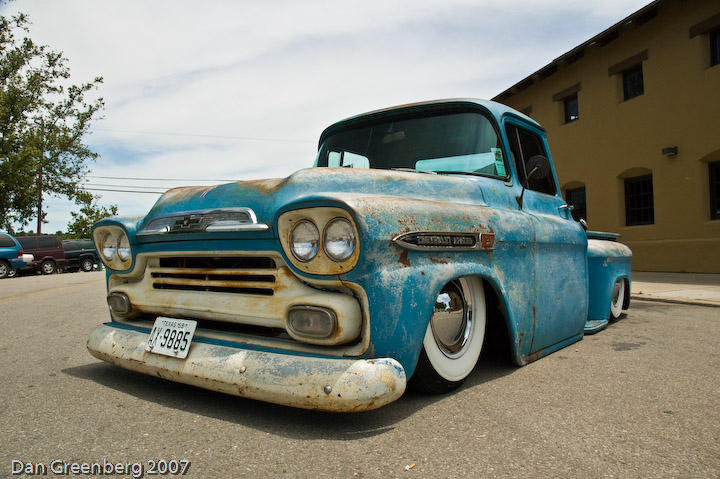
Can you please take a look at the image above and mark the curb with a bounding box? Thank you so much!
[631,295,720,308]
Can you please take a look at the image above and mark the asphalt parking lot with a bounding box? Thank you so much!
[1,273,718,479]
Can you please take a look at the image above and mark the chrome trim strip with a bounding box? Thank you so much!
[137,207,268,235]
[392,231,495,251]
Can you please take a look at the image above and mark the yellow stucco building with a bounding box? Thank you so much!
[494,0,720,273]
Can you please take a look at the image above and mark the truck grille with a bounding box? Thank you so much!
[149,256,277,296]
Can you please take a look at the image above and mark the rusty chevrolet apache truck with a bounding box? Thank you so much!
[87,99,632,412]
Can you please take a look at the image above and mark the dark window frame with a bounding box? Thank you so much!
[564,94,579,123]
[624,174,654,226]
[565,186,587,221]
[711,29,720,67]
[622,64,644,101]
[710,161,720,220]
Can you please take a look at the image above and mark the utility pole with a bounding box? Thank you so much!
[36,159,42,234]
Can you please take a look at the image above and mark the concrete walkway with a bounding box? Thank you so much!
[631,272,720,307]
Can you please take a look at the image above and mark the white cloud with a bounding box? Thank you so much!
[3,0,652,233]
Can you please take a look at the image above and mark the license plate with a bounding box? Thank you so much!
[145,317,197,358]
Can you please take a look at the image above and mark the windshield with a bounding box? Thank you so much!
[315,111,507,178]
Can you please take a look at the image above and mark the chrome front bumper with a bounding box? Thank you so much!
[87,324,406,412]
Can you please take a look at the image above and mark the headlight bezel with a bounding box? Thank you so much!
[278,207,360,275]
[93,225,133,271]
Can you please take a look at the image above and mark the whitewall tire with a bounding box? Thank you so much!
[410,277,486,393]
[610,278,625,320]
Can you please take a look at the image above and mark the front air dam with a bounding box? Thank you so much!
[87,324,406,412]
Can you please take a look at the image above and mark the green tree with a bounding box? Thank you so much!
[0,11,103,232]
[65,191,117,239]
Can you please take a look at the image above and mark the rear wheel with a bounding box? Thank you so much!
[410,277,486,393]
[0,260,9,279]
[609,278,625,320]
[41,260,56,275]
[80,257,94,272]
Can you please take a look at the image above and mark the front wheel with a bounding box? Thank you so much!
[410,277,486,394]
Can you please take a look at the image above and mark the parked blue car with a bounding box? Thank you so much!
[87,99,632,411]
[0,232,30,279]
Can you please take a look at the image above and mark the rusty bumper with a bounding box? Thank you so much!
[87,324,406,412]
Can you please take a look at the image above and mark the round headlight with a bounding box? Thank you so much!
[100,232,116,261]
[290,220,319,262]
[117,231,131,262]
[323,218,356,262]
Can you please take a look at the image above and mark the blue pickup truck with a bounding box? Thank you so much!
[87,99,631,412]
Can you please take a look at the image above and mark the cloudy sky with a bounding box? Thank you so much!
[3,0,651,234]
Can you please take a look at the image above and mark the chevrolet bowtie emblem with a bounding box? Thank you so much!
[173,216,201,230]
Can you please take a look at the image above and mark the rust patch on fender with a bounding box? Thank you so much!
[398,250,411,267]
[429,256,448,264]
[240,177,288,194]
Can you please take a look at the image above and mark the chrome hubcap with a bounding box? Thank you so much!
[431,279,473,358]
[0,263,7,275]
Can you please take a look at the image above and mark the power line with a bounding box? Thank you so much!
[82,182,176,190]
[93,127,314,144]
[87,175,235,182]
[83,187,166,194]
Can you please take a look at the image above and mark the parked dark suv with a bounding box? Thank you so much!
[62,239,100,272]
[16,235,67,274]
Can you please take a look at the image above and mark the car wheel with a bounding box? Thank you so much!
[41,260,57,275]
[609,278,625,320]
[8,267,16,278]
[0,260,9,279]
[410,277,486,394]
[80,257,94,272]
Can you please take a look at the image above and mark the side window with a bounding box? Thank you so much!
[505,124,556,195]
[17,237,36,249]
[37,236,58,248]
[0,234,16,248]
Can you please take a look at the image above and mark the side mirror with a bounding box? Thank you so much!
[516,155,551,209]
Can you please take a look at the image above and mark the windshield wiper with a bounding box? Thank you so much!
[431,170,484,177]
[389,167,437,175]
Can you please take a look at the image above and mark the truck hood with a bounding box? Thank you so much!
[143,167,490,230]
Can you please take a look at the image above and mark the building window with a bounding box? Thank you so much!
[565,186,586,221]
[622,64,644,100]
[711,30,720,66]
[624,174,654,226]
[710,161,720,220]
[564,94,579,123]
